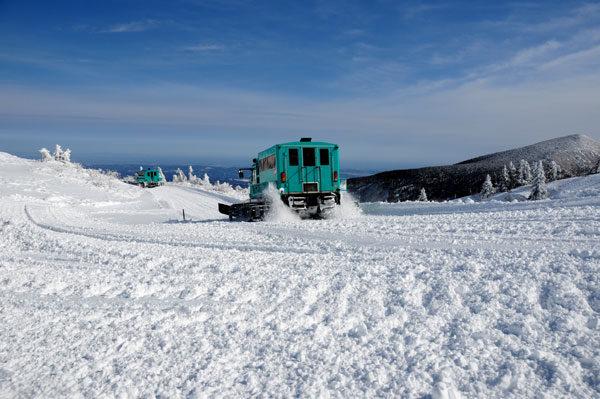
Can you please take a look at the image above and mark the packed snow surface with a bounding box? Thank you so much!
[1,152,599,398]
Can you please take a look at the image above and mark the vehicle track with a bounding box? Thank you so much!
[23,204,332,256]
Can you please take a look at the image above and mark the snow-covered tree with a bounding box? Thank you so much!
[517,159,532,186]
[172,168,187,183]
[53,144,63,161]
[157,167,166,184]
[589,159,600,174]
[530,160,549,200]
[48,144,72,163]
[188,165,199,184]
[63,148,71,163]
[53,145,63,162]
[101,169,120,179]
[417,187,428,202]
[531,159,539,177]
[213,180,234,193]
[499,165,510,191]
[548,160,560,180]
[508,161,518,189]
[202,173,210,185]
[480,174,495,199]
[39,147,52,162]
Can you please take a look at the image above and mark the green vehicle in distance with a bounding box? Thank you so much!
[219,138,347,221]
[134,168,164,188]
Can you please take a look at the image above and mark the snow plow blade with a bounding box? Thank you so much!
[218,200,270,221]
[218,203,231,216]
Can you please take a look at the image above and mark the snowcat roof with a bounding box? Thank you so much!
[257,141,338,159]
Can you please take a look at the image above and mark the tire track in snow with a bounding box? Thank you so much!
[16,202,600,258]
[24,205,328,256]
[255,222,600,253]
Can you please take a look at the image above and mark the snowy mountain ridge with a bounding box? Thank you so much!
[457,134,600,173]
[1,151,599,398]
[349,134,600,203]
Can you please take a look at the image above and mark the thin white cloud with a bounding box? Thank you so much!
[402,4,447,20]
[341,29,364,37]
[102,20,158,33]
[473,27,599,80]
[506,40,562,67]
[482,3,600,33]
[430,52,464,66]
[539,44,600,70]
[525,3,600,33]
[182,44,225,52]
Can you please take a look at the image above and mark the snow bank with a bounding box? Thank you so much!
[0,152,599,398]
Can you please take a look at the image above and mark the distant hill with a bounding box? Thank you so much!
[348,134,600,202]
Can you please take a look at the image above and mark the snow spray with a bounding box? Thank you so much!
[263,187,301,222]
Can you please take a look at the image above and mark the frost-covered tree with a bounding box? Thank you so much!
[53,145,64,162]
[545,160,559,181]
[531,159,539,177]
[178,168,187,183]
[50,144,72,163]
[517,159,532,186]
[499,165,510,191]
[530,160,549,200]
[508,161,518,189]
[188,165,199,184]
[102,169,120,179]
[157,167,166,184]
[202,173,210,185]
[480,174,495,199]
[172,168,187,183]
[53,144,63,161]
[590,159,600,175]
[39,147,52,162]
[417,187,428,202]
[213,180,234,192]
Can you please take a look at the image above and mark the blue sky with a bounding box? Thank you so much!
[1,1,600,168]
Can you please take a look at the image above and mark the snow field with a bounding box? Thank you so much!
[1,153,599,398]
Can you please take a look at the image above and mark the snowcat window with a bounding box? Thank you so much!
[303,148,315,166]
[259,154,276,171]
[320,149,329,165]
[289,149,298,166]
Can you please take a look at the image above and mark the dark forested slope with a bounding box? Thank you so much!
[348,135,600,202]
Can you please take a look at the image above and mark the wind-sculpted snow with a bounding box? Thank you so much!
[1,153,599,398]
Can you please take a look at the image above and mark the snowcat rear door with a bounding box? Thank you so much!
[302,147,319,192]
[317,147,334,192]
[285,148,302,193]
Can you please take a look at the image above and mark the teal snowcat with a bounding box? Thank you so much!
[218,138,347,221]
[134,168,164,188]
